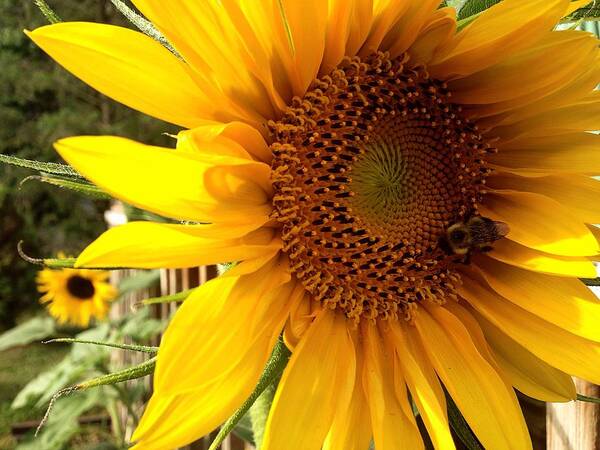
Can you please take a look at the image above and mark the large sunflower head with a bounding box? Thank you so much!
[28,0,600,448]
[37,267,117,327]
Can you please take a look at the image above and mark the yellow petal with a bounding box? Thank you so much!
[345,0,374,57]
[415,305,532,450]
[323,331,372,450]
[362,322,424,450]
[480,191,599,256]
[442,301,503,370]
[226,0,327,98]
[388,323,455,450]
[361,0,410,55]
[485,238,596,278]
[55,136,273,224]
[430,0,570,78]
[277,0,328,96]
[566,0,593,16]
[263,310,355,450]
[475,257,600,342]
[459,273,600,385]
[488,172,600,225]
[449,31,597,104]
[479,54,600,127]
[491,133,600,175]
[408,7,457,66]
[132,256,296,449]
[75,222,280,269]
[177,121,271,163]
[379,0,442,58]
[27,22,215,128]
[476,312,576,402]
[321,0,354,74]
[283,293,318,350]
[131,1,283,122]
[491,93,600,141]
[158,254,290,395]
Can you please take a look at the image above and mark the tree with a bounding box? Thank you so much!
[0,0,177,328]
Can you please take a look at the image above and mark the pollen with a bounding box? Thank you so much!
[270,52,494,322]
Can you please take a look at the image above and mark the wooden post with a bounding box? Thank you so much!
[158,266,251,450]
[105,203,160,441]
[547,379,600,449]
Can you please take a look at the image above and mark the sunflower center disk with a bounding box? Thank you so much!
[270,52,493,322]
[66,275,95,300]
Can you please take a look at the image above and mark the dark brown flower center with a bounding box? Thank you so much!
[66,275,95,300]
[270,52,494,322]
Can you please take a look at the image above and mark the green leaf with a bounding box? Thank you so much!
[457,0,499,20]
[0,317,56,352]
[33,0,62,24]
[577,393,600,404]
[232,414,255,445]
[117,307,166,341]
[446,393,484,450]
[443,0,469,9]
[117,270,160,295]
[563,1,599,22]
[208,339,291,450]
[17,389,108,450]
[12,324,111,409]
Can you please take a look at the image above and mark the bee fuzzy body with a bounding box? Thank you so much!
[442,216,510,263]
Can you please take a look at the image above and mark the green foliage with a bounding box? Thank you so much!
[564,1,600,22]
[18,388,112,450]
[446,393,484,450]
[0,316,55,352]
[457,0,499,20]
[0,0,178,329]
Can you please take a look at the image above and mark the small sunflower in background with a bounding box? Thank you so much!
[37,266,117,328]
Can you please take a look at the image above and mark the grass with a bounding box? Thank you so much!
[0,342,69,448]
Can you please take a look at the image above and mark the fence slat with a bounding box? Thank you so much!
[547,378,600,450]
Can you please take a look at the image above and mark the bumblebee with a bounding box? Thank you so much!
[441,216,510,262]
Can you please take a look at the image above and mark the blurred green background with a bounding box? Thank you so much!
[0,2,175,448]
[0,0,176,330]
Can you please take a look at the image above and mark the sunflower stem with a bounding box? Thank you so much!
[140,288,194,306]
[581,277,600,286]
[43,338,158,353]
[208,339,291,450]
[0,153,81,178]
[108,0,180,57]
[577,393,600,404]
[37,357,156,435]
[33,0,62,24]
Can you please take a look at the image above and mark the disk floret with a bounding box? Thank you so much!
[270,52,494,322]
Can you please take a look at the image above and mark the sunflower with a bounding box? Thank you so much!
[37,267,117,327]
[27,0,600,448]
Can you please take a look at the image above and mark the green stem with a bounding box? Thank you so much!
[249,382,278,449]
[208,339,291,450]
[33,0,62,23]
[44,338,157,354]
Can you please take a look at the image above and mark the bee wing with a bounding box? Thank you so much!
[493,221,510,238]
